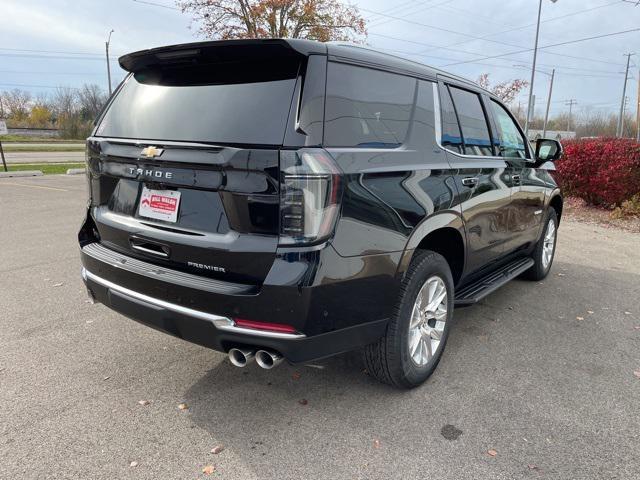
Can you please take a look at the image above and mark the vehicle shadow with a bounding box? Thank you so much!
[180,259,639,477]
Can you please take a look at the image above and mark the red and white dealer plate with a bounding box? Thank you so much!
[138,187,181,223]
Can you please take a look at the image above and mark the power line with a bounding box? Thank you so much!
[368,32,625,74]
[132,0,179,10]
[442,27,640,66]
[362,4,629,67]
[0,47,104,56]
[0,70,103,76]
[417,0,625,58]
[0,53,120,62]
[368,0,454,29]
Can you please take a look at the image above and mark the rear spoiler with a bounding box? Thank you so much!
[119,38,327,73]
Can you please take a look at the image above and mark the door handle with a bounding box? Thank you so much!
[461,177,479,187]
[512,174,521,183]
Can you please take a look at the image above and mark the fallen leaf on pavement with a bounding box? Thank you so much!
[576,316,584,321]
[624,311,632,315]
[129,461,138,468]
[211,445,224,454]
[373,439,381,449]
[633,370,640,379]
[52,282,64,287]
[138,400,150,406]
[587,310,594,314]
[298,399,308,405]
[487,449,497,457]
[202,465,215,475]
[557,273,565,277]
[178,403,189,410]
[103,376,110,381]
[634,326,640,330]
[528,464,539,470]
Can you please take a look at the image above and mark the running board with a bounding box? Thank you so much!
[454,257,534,306]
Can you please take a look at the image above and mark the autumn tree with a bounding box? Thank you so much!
[176,0,367,42]
[477,73,528,105]
[0,89,32,123]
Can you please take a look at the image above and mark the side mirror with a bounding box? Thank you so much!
[535,138,563,164]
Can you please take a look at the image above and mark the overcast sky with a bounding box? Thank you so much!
[1,0,639,118]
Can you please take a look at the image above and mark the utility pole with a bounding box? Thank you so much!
[105,29,114,96]
[617,53,634,138]
[524,0,558,136]
[543,68,555,137]
[565,99,577,132]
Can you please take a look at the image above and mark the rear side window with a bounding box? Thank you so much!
[324,62,416,148]
[439,85,464,154]
[490,100,528,159]
[96,60,299,145]
[441,85,494,156]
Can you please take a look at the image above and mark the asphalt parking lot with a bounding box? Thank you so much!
[1,175,639,480]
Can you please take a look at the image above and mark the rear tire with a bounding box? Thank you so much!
[524,208,558,281]
[363,250,454,389]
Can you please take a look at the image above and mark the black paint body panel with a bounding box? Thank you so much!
[80,39,561,362]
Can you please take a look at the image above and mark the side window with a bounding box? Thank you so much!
[439,85,464,154]
[490,100,528,159]
[448,86,494,156]
[324,62,416,148]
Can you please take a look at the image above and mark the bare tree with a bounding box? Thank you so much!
[78,84,107,122]
[177,0,367,42]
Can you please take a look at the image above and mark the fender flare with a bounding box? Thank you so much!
[547,189,564,220]
[396,211,466,279]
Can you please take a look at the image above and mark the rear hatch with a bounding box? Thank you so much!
[87,41,309,285]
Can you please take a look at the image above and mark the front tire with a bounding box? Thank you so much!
[524,208,558,281]
[363,250,454,389]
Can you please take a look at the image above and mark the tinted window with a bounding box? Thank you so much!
[491,100,528,159]
[96,61,299,145]
[448,86,493,156]
[324,62,416,148]
[439,85,463,154]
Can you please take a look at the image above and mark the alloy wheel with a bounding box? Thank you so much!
[408,276,448,366]
[542,219,556,270]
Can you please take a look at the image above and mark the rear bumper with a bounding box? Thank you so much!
[80,242,399,363]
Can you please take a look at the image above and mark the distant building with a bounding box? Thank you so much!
[527,129,576,142]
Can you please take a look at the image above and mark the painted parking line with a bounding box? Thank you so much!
[0,181,69,192]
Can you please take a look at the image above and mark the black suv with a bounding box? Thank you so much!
[79,39,563,388]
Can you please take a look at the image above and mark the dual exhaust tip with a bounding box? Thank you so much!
[228,348,283,369]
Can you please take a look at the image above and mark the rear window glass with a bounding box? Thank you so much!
[439,85,464,154]
[324,62,416,148]
[448,86,493,156]
[96,61,299,145]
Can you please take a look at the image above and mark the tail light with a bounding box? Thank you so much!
[279,149,342,245]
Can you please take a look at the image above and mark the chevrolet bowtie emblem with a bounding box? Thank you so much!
[140,146,164,158]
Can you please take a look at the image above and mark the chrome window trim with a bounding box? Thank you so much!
[82,268,306,339]
[432,82,533,162]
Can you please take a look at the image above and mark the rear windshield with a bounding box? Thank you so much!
[96,60,299,145]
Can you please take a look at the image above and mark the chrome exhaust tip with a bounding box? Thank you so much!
[228,348,255,367]
[255,350,284,369]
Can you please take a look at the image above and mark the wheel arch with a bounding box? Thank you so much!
[397,212,466,287]
[549,192,563,224]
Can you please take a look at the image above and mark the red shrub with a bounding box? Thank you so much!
[555,138,640,207]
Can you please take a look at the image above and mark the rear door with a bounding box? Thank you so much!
[436,81,512,275]
[87,46,306,285]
